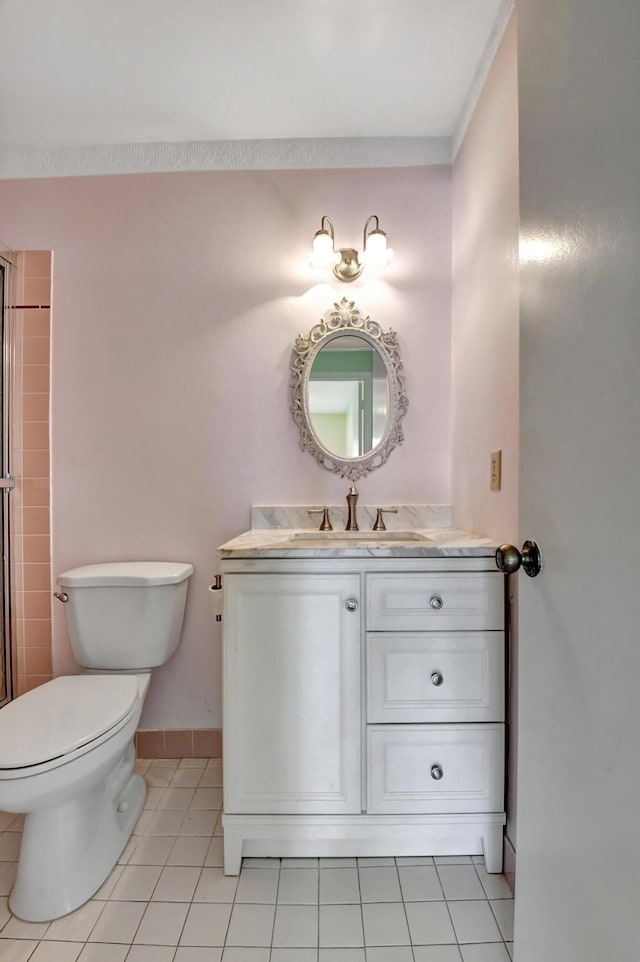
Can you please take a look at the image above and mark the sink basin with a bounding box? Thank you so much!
[288,530,433,544]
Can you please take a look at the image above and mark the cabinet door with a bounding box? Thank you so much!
[224,573,361,815]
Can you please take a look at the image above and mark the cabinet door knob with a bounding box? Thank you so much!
[430,764,444,780]
[345,598,359,612]
[429,595,443,610]
[431,672,444,687]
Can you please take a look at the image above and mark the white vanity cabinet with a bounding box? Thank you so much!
[221,555,506,875]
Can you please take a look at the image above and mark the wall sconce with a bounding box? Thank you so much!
[309,214,394,282]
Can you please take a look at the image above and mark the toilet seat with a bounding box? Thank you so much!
[0,675,140,773]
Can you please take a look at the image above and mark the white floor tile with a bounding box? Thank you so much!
[272,904,318,948]
[175,948,222,962]
[130,813,152,838]
[179,759,208,769]
[356,858,395,867]
[0,862,17,896]
[157,787,195,811]
[221,949,268,962]
[192,867,239,903]
[224,903,275,947]
[319,868,360,904]
[128,836,174,867]
[473,868,513,901]
[204,837,225,868]
[405,901,456,945]
[77,944,128,962]
[142,787,165,809]
[77,945,129,962]
[318,950,365,962]
[88,901,146,944]
[319,859,356,869]
[144,810,186,836]
[319,905,364,948]
[242,858,281,869]
[150,759,180,770]
[133,901,189,945]
[235,867,279,904]
[505,942,514,959]
[436,867,486,901]
[43,901,104,942]
[395,857,434,866]
[28,942,83,962]
[361,902,410,946]
[152,865,201,902]
[0,813,18,832]
[0,940,39,962]
[1,916,50,940]
[179,811,217,836]
[489,900,514,942]
[434,857,473,866]
[93,866,125,900]
[110,865,162,901]
[413,947,463,962]
[170,769,204,789]
[398,866,444,902]
[270,950,317,962]
[144,769,173,789]
[0,894,11,931]
[125,946,175,962]
[179,903,232,947]
[366,948,414,962]
[278,868,319,905]
[447,902,502,945]
[0,834,22,861]
[199,768,223,788]
[358,866,402,903]
[190,787,223,810]
[459,944,511,962]
[281,859,318,869]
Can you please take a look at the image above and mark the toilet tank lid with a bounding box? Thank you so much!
[58,562,194,587]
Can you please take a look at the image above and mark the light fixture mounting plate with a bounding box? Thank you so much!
[333,248,363,283]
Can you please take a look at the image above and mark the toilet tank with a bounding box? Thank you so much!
[57,562,194,670]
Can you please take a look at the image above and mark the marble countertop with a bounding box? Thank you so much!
[218,527,499,559]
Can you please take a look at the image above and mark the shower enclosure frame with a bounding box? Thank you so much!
[0,254,14,707]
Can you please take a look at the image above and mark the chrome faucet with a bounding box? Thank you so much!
[345,486,359,530]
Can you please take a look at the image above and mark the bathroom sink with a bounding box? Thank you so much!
[287,530,433,544]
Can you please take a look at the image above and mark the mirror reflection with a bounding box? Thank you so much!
[308,335,389,459]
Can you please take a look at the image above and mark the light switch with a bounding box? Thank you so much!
[490,450,502,491]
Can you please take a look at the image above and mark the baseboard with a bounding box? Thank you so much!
[503,833,516,893]
[135,728,222,759]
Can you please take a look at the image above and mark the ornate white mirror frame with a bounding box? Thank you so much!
[290,298,408,480]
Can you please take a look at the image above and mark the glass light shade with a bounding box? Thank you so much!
[309,230,340,269]
[360,229,393,269]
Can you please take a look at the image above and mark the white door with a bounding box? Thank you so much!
[515,1,640,958]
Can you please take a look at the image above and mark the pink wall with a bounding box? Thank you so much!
[451,16,519,543]
[0,166,452,728]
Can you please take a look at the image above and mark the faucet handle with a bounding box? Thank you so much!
[308,507,333,531]
[373,507,399,531]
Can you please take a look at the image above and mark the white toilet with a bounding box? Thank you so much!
[0,560,193,922]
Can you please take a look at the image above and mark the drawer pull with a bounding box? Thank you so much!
[345,598,359,612]
[430,764,444,780]
[429,595,443,610]
[430,671,444,687]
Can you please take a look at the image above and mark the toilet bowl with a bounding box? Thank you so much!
[0,561,193,921]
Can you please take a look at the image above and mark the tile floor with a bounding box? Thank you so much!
[0,757,515,962]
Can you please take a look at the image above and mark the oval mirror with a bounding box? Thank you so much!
[291,298,408,480]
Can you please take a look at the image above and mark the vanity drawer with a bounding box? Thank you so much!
[366,632,504,723]
[366,572,503,632]
[367,724,504,815]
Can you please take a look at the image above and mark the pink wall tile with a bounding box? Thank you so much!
[23,337,50,366]
[23,591,52,621]
[23,251,52,277]
[23,507,50,535]
[22,451,49,479]
[164,730,194,757]
[22,619,52,647]
[23,308,50,337]
[24,646,52,675]
[23,563,52,591]
[22,422,49,451]
[22,395,50,422]
[21,365,49,394]
[23,534,50,563]
[22,479,50,506]
[22,277,50,306]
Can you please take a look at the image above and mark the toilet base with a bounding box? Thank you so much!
[9,741,146,922]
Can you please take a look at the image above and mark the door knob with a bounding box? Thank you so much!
[495,540,542,577]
